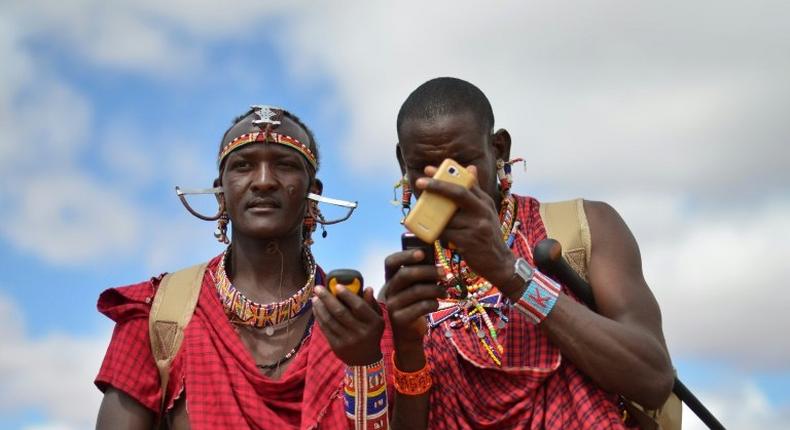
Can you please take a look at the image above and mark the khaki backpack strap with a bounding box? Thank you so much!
[539,198,591,281]
[148,262,207,415]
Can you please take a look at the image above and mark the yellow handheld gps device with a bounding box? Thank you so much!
[326,269,364,297]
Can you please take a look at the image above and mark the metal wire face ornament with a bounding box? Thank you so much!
[214,246,316,335]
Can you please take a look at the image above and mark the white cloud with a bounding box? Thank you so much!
[0,293,107,430]
[682,378,790,430]
[280,1,790,200]
[2,172,143,265]
[2,1,288,78]
[613,196,790,369]
[356,244,392,296]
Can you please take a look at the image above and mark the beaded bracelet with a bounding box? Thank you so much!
[513,270,561,324]
[344,359,388,430]
[390,354,433,396]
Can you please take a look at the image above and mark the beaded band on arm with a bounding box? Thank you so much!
[390,353,433,396]
[513,269,561,324]
[344,359,389,430]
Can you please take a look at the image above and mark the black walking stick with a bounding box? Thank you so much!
[533,238,726,430]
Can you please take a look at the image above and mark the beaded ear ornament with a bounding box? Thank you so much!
[391,174,412,223]
[497,158,525,195]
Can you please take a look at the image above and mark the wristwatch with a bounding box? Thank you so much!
[512,258,534,294]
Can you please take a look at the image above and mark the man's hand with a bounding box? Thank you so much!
[383,249,444,348]
[312,285,384,366]
[415,165,519,297]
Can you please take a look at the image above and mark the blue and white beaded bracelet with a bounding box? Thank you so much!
[513,270,561,324]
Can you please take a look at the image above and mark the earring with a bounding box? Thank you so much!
[392,174,412,223]
[214,209,230,244]
[316,208,328,238]
[497,158,525,197]
[303,200,328,246]
[303,202,317,246]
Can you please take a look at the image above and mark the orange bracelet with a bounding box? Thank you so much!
[391,353,433,396]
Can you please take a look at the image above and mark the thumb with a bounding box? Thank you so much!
[364,287,382,315]
[466,164,479,179]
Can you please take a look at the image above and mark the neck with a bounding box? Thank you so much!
[227,232,309,303]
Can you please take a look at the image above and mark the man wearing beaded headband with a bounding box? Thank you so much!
[95,105,393,429]
[381,78,674,429]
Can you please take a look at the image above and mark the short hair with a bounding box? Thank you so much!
[396,77,495,135]
[218,108,320,172]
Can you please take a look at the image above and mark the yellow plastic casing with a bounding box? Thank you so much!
[404,159,475,243]
[328,275,362,296]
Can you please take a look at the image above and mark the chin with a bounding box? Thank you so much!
[235,221,302,242]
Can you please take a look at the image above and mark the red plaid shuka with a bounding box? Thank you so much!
[424,195,635,429]
[95,256,395,429]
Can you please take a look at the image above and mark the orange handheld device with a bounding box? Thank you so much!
[326,269,364,297]
[403,159,475,243]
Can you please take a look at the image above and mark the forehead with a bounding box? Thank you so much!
[398,111,489,166]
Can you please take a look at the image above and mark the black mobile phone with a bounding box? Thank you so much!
[401,232,435,266]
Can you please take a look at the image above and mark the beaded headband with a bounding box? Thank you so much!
[217,105,318,170]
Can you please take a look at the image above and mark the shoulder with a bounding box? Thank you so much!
[97,277,162,323]
[581,199,639,248]
[582,199,621,222]
[97,255,223,323]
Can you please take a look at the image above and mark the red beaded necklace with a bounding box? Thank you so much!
[214,246,316,335]
[431,194,520,366]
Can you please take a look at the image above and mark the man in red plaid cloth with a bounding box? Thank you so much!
[94,106,394,429]
[382,77,674,429]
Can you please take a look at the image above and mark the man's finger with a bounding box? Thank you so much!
[384,250,426,281]
[415,177,478,210]
[387,283,447,311]
[315,285,358,329]
[391,299,440,324]
[335,284,380,322]
[312,297,344,340]
[364,287,382,316]
[385,265,440,297]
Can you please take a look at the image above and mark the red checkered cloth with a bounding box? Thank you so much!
[423,195,635,429]
[95,255,395,430]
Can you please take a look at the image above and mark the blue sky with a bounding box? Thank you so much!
[1,1,789,429]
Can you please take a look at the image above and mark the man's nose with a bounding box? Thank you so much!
[250,162,278,191]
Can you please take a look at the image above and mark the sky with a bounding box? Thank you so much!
[0,1,789,428]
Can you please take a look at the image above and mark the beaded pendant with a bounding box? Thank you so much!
[429,194,520,366]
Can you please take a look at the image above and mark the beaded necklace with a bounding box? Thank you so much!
[256,316,315,372]
[215,246,316,335]
[430,194,520,366]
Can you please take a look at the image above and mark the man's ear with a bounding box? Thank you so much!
[213,177,223,205]
[492,128,512,161]
[396,144,406,175]
[311,178,324,195]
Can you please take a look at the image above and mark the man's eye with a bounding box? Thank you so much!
[230,160,251,170]
[278,160,300,169]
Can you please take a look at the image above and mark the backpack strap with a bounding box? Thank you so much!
[148,263,207,416]
[538,198,591,281]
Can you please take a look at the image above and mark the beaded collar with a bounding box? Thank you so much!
[428,194,519,366]
[215,246,316,335]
